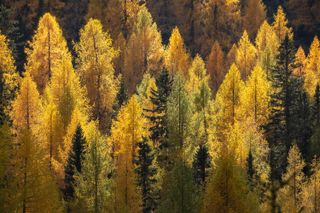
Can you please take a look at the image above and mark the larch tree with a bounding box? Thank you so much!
[294,46,306,77]
[74,122,112,212]
[109,95,148,213]
[301,157,320,213]
[278,144,305,213]
[0,33,19,125]
[242,0,266,39]
[206,41,226,95]
[202,127,259,213]
[165,27,190,77]
[215,64,244,141]
[239,65,270,127]
[11,72,63,213]
[186,55,209,94]
[304,36,320,97]
[75,18,119,132]
[25,13,70,93]
[124,6,163,94]
[226,44,238,69]
[255,20,279,77]
[235,30,257,79]
[272,6,293,42]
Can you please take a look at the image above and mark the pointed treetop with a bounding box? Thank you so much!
[272,6,293,42]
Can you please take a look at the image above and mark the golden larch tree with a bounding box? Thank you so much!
[75,18,119,131]
[109,95,149,212]
[25,13,70,93]
[239,65,270,126]
[215,64,244,141]
[11,72,62,213]
[272,6,293,42]
[165,27,190,77]
[278,144,305,213]
[255,20,279,77]
[235,31,257,79]
[304,36,320,97]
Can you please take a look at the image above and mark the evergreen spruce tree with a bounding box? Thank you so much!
[64,125,86,202]
[145,69,172,168]
[310,85,320,157]
[247,148,255,188]
[192,144,211,186]
[112,79,128,120]
[264,35,300,180]
[135,137,159,213]
[0,4,24,71]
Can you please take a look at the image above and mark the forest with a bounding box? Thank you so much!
[0,0,320,213]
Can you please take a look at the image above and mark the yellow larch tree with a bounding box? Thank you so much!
[165,27,190,77]
[124,6,163,94]
[235,31,257,79]
[25,13,70,93]
[272,6,293,42]
[0,33,20,123]
[186,54,210,94]
[215,64,244,141]
[304,36,320,97]
[75,18,119,131]
[42,49,89,171]
[239,65,270,127]
[226,43,238,68]
[136,73,157,129]
[294,46,306,77]
[301,157,320,213]
[10,72,62,213]
[278,144,305,213]
[255,20,279,77]
[206,41,226,94]
[109,95,149,212]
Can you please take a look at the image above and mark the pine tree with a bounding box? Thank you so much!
[0,33,19,125]
[0,4,24,71]
[278,144,305,213]
[74,122,111,212]
[145,69,172,168]
[64,125,86,202]
[192,144,211,186]
[264,35,300,180]
[135,137,159,213]
[165,27,190,77]
[235,30,257,79]
[294,46,306,77]
[75,18,119,132]
[311,85,320,157]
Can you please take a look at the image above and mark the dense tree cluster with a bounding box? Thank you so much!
[0,1,320,213]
